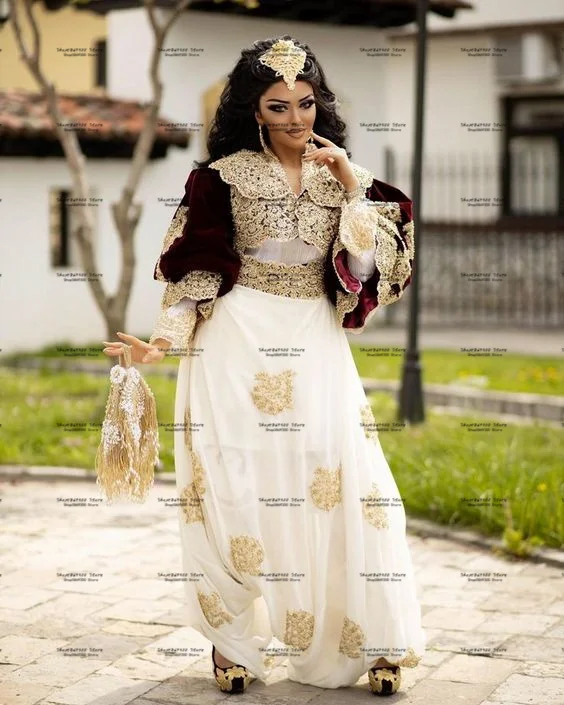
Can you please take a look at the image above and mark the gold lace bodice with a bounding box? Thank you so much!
[208,149,374,259]
[150,148,415,353]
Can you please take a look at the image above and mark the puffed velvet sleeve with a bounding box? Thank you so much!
[328,178,415,332]
[149,167,241,355]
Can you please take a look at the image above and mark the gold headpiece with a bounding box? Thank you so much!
[257,39,307,90]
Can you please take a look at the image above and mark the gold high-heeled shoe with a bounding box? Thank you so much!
[368,663,401,696]
[211,645,254,694]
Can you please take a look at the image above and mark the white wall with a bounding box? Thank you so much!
[417,0,564,32]
[0,156,183,352]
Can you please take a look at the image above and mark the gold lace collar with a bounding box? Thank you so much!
[209,148,374,208]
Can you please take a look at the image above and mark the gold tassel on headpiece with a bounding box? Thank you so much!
[95,344,159,503]
[257,39,307,90]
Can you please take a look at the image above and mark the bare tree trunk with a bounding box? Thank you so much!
[7,0,191,350]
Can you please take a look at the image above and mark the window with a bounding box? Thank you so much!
[502,94,564,217]
[94,39,107,88]
[49,188,97,269]
[49,188,72,267]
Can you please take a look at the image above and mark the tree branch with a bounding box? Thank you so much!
[7,0,107,312]
[113,0,191,311]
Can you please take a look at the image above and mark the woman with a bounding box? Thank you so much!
[103,36,425,697]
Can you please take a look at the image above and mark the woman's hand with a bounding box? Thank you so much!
[102,332,166,364]
[303,131,360,192]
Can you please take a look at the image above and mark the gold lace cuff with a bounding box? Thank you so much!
[374,217,414,308]
[149,307,197,357]
[155,205,189,282]
[332,203,415,328]
[338,199,382,258]
[161,271,222,308]
[344,185,366,203]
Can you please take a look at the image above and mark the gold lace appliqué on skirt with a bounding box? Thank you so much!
[339,616,365,658]
[251,369,296,415]
[309,465,342,511]
[284,609,315,651]
[197,590,234,628]
[230,535,265,576]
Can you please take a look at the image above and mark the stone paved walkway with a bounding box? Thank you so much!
[0,478,563,705]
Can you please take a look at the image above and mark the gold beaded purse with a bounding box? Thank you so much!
[95,344,159,503]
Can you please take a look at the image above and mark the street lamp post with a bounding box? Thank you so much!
[398,0,428,424]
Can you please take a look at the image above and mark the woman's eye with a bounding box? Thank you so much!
[267,101,315,113]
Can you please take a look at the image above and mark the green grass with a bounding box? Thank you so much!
[4,341,563,394]
[1,368,562,552]
[0,368,176,472]
[0,338,179,366]
[351,345,564,396]
[369,392,563,552]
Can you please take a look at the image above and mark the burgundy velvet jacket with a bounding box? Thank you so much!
[154,157,414,333]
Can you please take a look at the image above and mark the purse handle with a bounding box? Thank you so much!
[118,344,133,369]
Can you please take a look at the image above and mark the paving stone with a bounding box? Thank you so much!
[462,555,527,574]
[0,609,34,625]
[46,574,130,595]
[400,679,495,704]
[397,664,433,690]
[546,618,564,639]
[415,566,468,589]
[517,660,564,678]
[118,701,169,705]
[94,598,182,623]
[0,664,19,679]
[0,679,55,705]
[547,601,564,616]
[139,673,234,704]
[150,625,209,652]
[421,586,492,608]
[0,621,20,638]
[62,631,153,662]
[422,607,489,631]
[100,578,180,599]
[501,635,564,664]
[235,681,327,704]
[96,653,186,681]
[487,673,564,704]
[0,587,58,610]
[428,653,518,683]
[501,576,563,597]
[24,593,119,622]
[0,635,67,666]
[155,604,195,627]
[7,654,112,687]
[475,612,560,636]
[479,702,525,705]
[246,683,374,705]
[518,563,563,577]
[38,673,154,705]
[419,648,452,667]
[19,617,99,640]
[428,630,511,656]
[480,592,559,613]
[101,620,174,638]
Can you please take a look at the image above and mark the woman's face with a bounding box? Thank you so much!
[255,80,316,153]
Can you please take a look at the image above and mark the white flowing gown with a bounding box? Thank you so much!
[150,149,426,688]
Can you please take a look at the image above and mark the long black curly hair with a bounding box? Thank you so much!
[194,35,350,168]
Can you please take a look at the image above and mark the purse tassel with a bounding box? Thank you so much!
[95,344,159,503]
